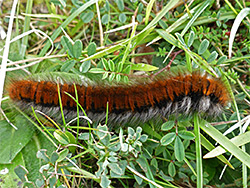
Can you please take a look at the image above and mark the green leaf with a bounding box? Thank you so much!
[65,131,76,144]
[108,157,117,163]
[97,125,108,138]
[116,0,124,11]
[168,162,176,177]
[21,133,55,183]
[23,181,35,188]
[115,74,121,82]
[187,30,195,47]
[97,161,106,176]
[79,60,91,73]
[119,13,126,23]
[122,65,131,74]
[101,14,109,24]
[36,149,49,163]
[117,62,123,72]
[217,55,227,65]
[36,179,44,187]
[174,136,185,162]
[151,158,158,170]
[159,170,173,181]
[155,146,165,156]
[54,130,70,145]
[130,63,158,71]
[161,121,175,131]
[108,60,115,72]
[50,152,59,164]
[89,68,106,73]
[198,39,209,55]
[57,149,69,162]
[160,132,176,146]
[80,11,94,23]
[136,156,156,187]
[73,40,83,59]
[100,134,111,146]
[128,127,135,136]
[61,36,74,57]
[139,134,148,142]
[102,72,109,79]
[138,3,143,13]
[104,0,110,11]
[61,59,76,72]
[97,125,110,146]
[129,163,143,185]
[102,59,109,70]
[39,164,50,174]
[48,177,57,187]
[136,127,142,134]
[0,153,25,188]
[136,14,143,23]
[207,51,218,63]
[14,165,28,182]
[123,76,129,83]
[78,133,89,140]
[175,33,186,46]
[87,42,96,56]
[109,72,115,82]
[108,163,123,175]
[0,118,35,164]
[100,174,111,188]
[178,130,195,140]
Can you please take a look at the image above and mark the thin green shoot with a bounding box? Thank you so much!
[57,81,66,128]
[73,83,80,141]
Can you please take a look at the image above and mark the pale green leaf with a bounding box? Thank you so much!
[131,63,158,71]
[174,136,185,162]
[160,132,176,146]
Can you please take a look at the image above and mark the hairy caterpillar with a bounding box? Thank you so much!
[7,69,230,125]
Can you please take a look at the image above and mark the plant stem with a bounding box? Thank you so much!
[194,114,203,188]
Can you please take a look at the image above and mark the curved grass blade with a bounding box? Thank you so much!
[229,8,250,58]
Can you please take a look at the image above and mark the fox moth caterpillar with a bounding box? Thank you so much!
[8,69,230,125]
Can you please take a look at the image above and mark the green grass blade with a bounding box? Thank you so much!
[201,134,234,169]
[194,114,203,188]
[145,0,155,25]
[229,8,250,58]
[204,131,250,158]
[20,0,33,58]
[142,0,179,33]
[120,22,137,65]
[200,120,250,169]
[149,3,202,44]
[180,0,211,35]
